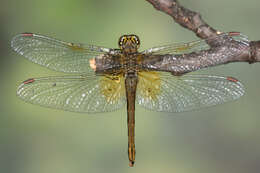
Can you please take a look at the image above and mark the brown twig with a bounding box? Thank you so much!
[146,0,218,39]
[145,0,260,66]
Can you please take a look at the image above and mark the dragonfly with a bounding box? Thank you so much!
[11,32,247,167]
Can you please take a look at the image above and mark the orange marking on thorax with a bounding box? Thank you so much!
[89,58,96,71]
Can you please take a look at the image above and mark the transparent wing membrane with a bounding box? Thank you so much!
[11,33,116,73]
[17,74,126,113]
[142,32,249,55]
[13,32,246,113]
[137,72,244,112]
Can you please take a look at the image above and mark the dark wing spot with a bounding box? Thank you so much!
[226,76,239,83]
[21,33,34,37]
[23,78,35,84]
[228,32,240,36]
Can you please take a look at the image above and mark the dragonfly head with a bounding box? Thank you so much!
[118,34,140,54]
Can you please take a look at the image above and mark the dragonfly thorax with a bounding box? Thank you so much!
[118,34,140,54]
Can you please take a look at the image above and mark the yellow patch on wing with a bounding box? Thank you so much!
[138,71,161,101]
[100,74,125,103]
[67,43,85,51]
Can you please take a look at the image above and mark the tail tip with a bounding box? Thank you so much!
[129,161,135,167]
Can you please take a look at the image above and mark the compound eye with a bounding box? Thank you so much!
[118,36,126,48]
[132,35,140,48]
[135,37,139,45]
[133,36,140,45]
[119,39,123,46]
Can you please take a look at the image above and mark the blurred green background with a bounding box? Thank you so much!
[1,0,260,172]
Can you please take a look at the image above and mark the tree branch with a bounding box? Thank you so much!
[146,0,218,39]
[145,0,260,67]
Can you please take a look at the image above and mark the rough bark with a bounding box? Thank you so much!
[145,0,260,67]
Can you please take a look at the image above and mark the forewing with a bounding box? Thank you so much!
[137,72,244,112]
[11,33,117,73]
[17,74,126,113]
[142,32,249,55]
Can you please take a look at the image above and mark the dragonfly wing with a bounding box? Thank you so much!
[136,72,244,113]
[11,33,118,73]
[17,74,126,113]
[142,32,249,55]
